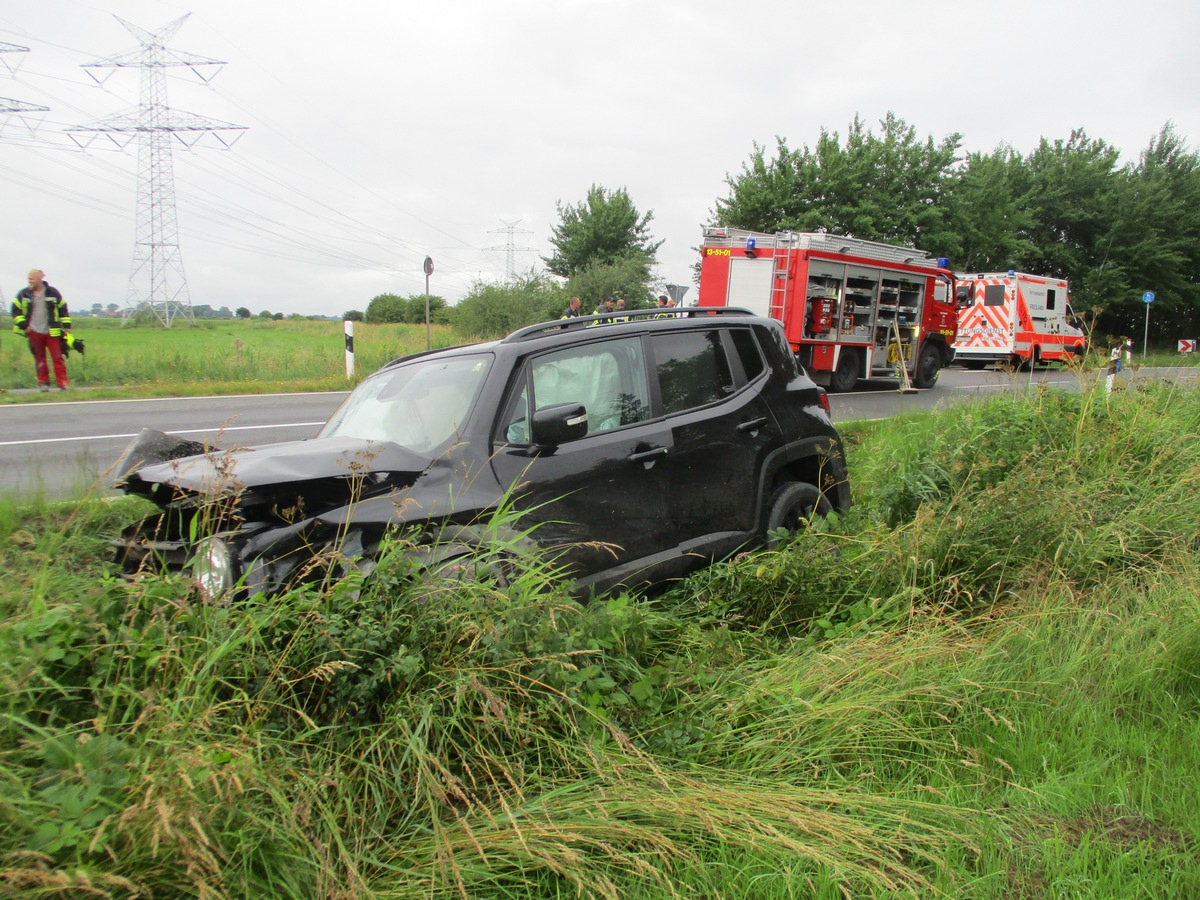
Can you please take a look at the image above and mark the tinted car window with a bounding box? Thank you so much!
[500,336,651,443]
[729,327,765,382]
[651,330,735,415]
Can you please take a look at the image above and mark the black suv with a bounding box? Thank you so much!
[112,308,850,599]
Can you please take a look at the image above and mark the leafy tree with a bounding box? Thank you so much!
[366,293,449,324]
[1101,123,1200,341]
[235,307,251,319]
[404,295,449,325]
[714,113,960,252]
[567,257,656,311]
[545,185,662,284]
[257,310,273,319]
[451,273,569,340]
[365,294,407,323]
[1016,129,1123,284]
[342,309,364,322]
[941,146,1037,272]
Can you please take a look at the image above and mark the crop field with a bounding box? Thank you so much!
[2,379,1199,897]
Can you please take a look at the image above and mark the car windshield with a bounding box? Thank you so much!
[319,354,492,453]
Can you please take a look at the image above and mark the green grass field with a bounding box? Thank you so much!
[0,318,457,397]
[2,317,1199,400]
[2,377,1198,897]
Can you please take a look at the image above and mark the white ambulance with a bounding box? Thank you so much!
[952,272,1087,369]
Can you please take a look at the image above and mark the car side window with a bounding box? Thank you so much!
[650,330,735,415]
[499,337,651,444]
[729,328,765,382]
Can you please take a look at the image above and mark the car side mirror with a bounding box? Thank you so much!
[531,403,589,447]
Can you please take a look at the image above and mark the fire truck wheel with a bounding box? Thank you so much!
[914,343,943,389]
[829,350,859,393]
[764,481,833,548]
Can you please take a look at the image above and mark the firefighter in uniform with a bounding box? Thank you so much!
[12,269,72,391]
[560,296,582,319]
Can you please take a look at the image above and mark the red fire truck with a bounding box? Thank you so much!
[952,272,1087,369]
[697,227,958,392]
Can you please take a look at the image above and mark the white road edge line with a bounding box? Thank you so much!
[0,421,327,448]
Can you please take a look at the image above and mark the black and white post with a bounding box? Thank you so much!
[423,256,434,351]
[344,319,355,378]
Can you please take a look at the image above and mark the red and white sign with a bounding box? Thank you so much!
[1179,339,1196,353]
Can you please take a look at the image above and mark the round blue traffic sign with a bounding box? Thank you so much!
[1143,291,1155,303]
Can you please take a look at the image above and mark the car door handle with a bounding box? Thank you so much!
[737,417,769,434]
[629,446,669,463]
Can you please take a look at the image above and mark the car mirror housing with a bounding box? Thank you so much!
[531,403,588,448]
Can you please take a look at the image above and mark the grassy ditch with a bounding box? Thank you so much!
[2,381,1199,897]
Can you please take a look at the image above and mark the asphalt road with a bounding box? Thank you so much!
[0,390,350,499]
[0,365,1190,501]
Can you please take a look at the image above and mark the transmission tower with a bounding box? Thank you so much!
[485,219,535,283]
[0,43,49,140]
[67,14,245,327]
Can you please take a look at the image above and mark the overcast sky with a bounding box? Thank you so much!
[1,0,1197,318]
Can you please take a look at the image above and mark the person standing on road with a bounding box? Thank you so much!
[1105,336,1132,396]
[560,296,582,319]
[12,269,72,391]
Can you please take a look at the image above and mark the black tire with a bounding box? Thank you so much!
[914,342,942,389]
[764,481,833,548]
[829,349,859,393]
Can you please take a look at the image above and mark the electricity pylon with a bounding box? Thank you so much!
[67,14,245,327]
[485,219,535,283]
[0,43,49,140]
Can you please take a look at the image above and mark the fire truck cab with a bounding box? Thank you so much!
[952,272,1086,369]
[697,227,958,392]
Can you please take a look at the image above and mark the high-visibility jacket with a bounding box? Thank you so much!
[12,283,71,337]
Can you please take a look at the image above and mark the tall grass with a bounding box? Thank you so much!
[2,379,1200,896]
[0,319,456,394]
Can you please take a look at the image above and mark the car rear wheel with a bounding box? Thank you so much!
[764,481,833,548]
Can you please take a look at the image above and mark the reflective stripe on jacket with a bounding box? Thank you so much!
[12,284,71,336]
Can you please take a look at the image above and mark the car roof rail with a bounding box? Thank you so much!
[504,307,759,343]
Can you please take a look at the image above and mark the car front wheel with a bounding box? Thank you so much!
[764,481,833,548]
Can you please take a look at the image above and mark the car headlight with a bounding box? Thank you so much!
[192,536,237,602]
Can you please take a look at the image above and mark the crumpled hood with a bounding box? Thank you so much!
[113,428,431,499]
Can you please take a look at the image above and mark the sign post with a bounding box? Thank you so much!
[1142,291,1155,359]
[423,256,435,351]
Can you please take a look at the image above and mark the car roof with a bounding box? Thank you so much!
[377,307,768,372]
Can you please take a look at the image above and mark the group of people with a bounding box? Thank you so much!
[11,269,73,391]
[559,293,678,322]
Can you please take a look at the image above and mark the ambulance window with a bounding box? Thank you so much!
[984,285,1005,306]
[1046,289,1057,311]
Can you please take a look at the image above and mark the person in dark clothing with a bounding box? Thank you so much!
[12,269,72,391]
[560,296,582,319]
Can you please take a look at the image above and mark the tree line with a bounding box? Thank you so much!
[360,114,1200,345]
[714,113,1200,344]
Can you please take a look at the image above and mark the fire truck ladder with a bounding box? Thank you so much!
[769,232,797,319]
